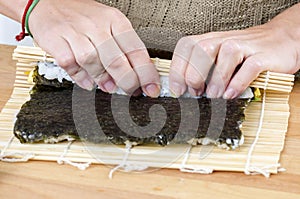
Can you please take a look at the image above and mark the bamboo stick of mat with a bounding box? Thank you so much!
[0,46,292,176]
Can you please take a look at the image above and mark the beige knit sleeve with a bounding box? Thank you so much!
[95,0,300,52]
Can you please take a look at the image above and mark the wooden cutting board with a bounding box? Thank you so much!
[1,44,300,199]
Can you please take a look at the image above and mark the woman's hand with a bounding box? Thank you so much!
[28,0,160,96]
[169,3,300,99]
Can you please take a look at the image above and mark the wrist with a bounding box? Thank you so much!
[0,0,28,22]
[15,0,40,41]
[268,3,300,40]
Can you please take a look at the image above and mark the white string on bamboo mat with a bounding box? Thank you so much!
[180,140,213,174]
[0,135,34,162]
[57,141,91,170]
[109,141,148,179]
[244,71,281,178]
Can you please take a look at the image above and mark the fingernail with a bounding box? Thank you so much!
[103,80,116,93]
[145,83,160,98]
[82,79,94,91]
[170,82,185,97]
[223,88,237,99]
[206,85,219,98]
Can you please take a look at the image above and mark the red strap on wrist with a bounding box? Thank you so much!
[16,0,34,41]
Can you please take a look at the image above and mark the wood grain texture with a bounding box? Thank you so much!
[0,44,300,199]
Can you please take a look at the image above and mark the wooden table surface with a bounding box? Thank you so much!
[0,44,300,199]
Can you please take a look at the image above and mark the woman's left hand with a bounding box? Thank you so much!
[169,3,300,99]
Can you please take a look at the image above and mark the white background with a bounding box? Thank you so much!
[0,14,33,46]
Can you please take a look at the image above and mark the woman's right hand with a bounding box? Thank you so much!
[28,0,160,97]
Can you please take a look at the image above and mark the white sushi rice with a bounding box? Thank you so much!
[37,61,253,99]
[38,61,73,83]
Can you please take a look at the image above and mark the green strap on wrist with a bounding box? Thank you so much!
[25,0,40,38]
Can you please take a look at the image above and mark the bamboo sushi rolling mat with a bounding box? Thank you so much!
[0,46,295,178]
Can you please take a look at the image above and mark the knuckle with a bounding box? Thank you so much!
[220,40,241,55]
[196,40,216,55]
[104,60,117,71]
[56,54,76,69]
[177,36,196,48]
[216,67,232,81]
[120,16,132,27]
[110,7,122,15]
[103,7,132,28]
[77,50,97,66]
[244,57,263,73]
[177,37,188,46]
[109,7,127,20]
[201,31,222,39]
[94,71,109,84]
[185,72,203,88]
[71,69,88,82]
[174,36,197,57]
[104,55,126,70]
[90,69,106,80]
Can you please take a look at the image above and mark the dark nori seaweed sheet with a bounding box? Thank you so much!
[32,67,73,88]
[14,67,250,146]
[14,83,249,146]
[147,49,173,60]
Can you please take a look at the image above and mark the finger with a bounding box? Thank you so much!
[181,31,260,97]
[206,39,246,98]
[96,72,117,93]
[185,39,220,96]
[62,30,105,81]
[169,37,198,97]
[71,67,95,90]
[114,30,161,97]
[89,31,140,95]
[38,35,94,90]
[223,55,265,99]
[98,37,139,95]
[86,14,142,95]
